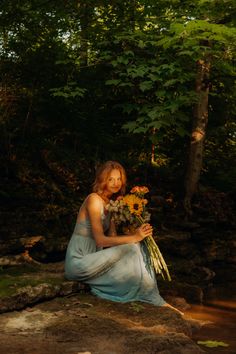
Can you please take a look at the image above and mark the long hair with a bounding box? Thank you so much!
[92,161,126,196]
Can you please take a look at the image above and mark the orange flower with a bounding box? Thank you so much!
[130,186,149,195]
[142,199,148,205]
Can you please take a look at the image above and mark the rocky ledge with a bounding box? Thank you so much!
[0,261,206,354]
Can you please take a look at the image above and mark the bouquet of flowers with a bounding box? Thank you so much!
[106,186,171,281]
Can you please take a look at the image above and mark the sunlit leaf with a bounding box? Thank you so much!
[106,79,121,86]
[197,340,229,348]
[139,81,153,92]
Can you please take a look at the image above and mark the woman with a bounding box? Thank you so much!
[65,161,182,312]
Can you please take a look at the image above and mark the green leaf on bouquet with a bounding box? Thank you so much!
[197,340,229,348]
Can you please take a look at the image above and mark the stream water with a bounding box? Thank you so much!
[185,300,236,354]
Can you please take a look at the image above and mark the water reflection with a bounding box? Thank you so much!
[185,301,236,353]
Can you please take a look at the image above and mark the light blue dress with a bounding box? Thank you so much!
[64,196,165,306]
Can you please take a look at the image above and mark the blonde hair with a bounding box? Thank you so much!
[92,161,127,196]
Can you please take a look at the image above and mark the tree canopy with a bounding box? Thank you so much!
[0,0,236,216]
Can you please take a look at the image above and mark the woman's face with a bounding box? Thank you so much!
[104,169,122,196]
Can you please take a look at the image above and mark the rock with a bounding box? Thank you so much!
[210,263,236,282]
[0,283,58,313]
[158,238,197,258]
[0,279,89,313]
[0,294,204,354]
[159,231,192,242]
[204,283,236,302]
[28,236,69,262]
[0,262,84,313]
[0,237,24,256]
[164,296,191,311]
[126,332,204,354]
[0,261,205,354]
[169,220,201,231]
[0,253,41,266]
[161,282,204,304]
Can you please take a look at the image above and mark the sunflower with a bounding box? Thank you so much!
[122,194,144,216]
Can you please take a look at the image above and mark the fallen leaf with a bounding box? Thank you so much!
[197,340,229,348]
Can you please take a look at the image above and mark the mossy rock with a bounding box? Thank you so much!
[0,262,81,313]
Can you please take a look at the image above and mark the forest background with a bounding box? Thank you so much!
[0,0,236,251]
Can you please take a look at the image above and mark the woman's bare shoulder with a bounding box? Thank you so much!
[85,193,103,208]
[86,192,101,201]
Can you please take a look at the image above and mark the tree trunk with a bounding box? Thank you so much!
[184,59,210,217]
[151,127,157,164]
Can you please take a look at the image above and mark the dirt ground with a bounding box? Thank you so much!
[0,293,204,354]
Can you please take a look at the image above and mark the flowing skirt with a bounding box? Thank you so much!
[65,234,165,306]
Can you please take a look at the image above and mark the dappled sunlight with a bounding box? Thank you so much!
[191,130,205,143]
[206,300,236,311]
[185,302,236,323]
[4,309,58,333]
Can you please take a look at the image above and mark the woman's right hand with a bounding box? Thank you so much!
[135,223,153,241]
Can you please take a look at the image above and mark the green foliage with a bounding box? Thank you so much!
[0,0,235,212]
[101,16,235,143]
[203,122,236,191]
[50,83,87,99]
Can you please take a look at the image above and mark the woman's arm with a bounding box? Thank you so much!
[86,194,152,248]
